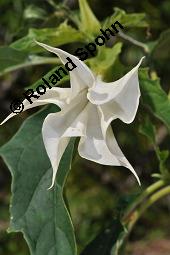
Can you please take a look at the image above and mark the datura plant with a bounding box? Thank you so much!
[1,42,144,188]
[0,0,170,255]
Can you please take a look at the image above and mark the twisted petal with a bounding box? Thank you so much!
[42,90,88,188]
[87,57,144,124]
[78,104,140,185]
[1,87,70,125]
[36,41,95,99]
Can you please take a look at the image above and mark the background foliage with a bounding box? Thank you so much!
[0,0,170,254]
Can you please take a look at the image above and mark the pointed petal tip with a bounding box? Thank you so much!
[128,164,141,186]
[34,39,40,44]
[34,40,51,52]
[138,56,145,66]
[134,172,141,186]
[47,185,53,191]
[47,182,54,190]
[34,41,59,55]
[0,113,16,126]
[47,176,55,190]
[0,118,8,126]
[137,177,141,186]
[34,40,44,47]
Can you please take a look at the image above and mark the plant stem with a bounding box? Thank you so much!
[118,31,150,53]
[125,185,170,232]
[0,57,60,77]
[118,183,170,255]
[123,180,165,223]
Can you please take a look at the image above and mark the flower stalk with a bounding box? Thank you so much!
[118,179,170,254]
[123,179,165,224]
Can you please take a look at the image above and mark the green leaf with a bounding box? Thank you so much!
[139,117,156,144]
[11,21,85,53]
[78,0,101,36]
[88,42,122,79]
[139,69,170,131]
[0,105,76,255]
[81,220,125,255]
[103,8,148,29]
[139,116,169,177]
[0,46,59,76]
[0,117,23,147]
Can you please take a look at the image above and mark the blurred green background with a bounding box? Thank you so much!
[0,0,170,254]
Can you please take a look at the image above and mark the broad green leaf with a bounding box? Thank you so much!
[0,46,59,76]
[81,220,125,255]
[0,105,76,255]
[11,22,85,53]
[103,8,148,29]
[78,0,100,36]
[88,42,122,79]
[140,69,170,131]
[0,117,23,147]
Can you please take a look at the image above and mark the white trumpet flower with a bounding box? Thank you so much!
[1,42,144,188]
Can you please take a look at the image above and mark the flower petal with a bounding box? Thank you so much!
[0,87,70,125]
[36,41,95,98]
[42,90,88,188]
[78,104,140,185]
[87,57,144,124]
